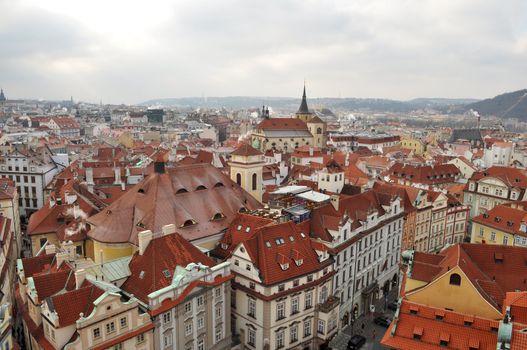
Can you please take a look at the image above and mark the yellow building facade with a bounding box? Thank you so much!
[400,137,425,156]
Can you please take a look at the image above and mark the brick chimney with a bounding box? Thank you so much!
[138,230,153,255]
[75,269,86,289]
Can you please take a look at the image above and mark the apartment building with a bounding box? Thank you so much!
[463,166,527,218]
[120,226,233,350]
[215,218,339,350]
[0,147,63,215]
[310,189,404,327]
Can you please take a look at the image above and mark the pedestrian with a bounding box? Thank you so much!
[360,322,365,335]
[372,329,377,340]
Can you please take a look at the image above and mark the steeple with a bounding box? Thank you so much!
[297,83,310,114]
[0,88,6,102]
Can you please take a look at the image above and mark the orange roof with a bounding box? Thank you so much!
[381,299,499,350]
[471,203,527,236]
[257,118,309,130]
[231,143,263,156]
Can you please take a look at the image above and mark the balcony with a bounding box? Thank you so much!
[316,295,340,314]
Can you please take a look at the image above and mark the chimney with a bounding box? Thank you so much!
[56,252,69,267]
[162,224,176,236]
[75,269,86,289]
[138,230,153,255]
[45,244,56,255]
[121,182,125,191]
[114,167,121,184]
[330,194,339,211]
[309,147,314,157]
[86,167,94,185]
[154,154,165,174]
[49,195,56,208]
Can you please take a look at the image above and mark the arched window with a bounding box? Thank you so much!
[449,273,461,286]
[317,127,322,134]
[182,219,196,227]
[212,213,225,221]
[176,188,188,194]
[252,173,257,191]
[196,185,207,191]
[236,173,241,186]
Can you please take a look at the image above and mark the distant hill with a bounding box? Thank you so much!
[465,89,527,120]
[140,96,478,113]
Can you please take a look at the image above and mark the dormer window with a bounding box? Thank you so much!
[196,185,207,191]
[245,227,251,233]
[212,213,225,221]
[237,225,242,231]
[221,243,228,250]
[176,188,188,194]
[295,259,303,266]
[265,241,271,248]
[280,263,289,270]
[181,219,197,227]
[214,182,224,188]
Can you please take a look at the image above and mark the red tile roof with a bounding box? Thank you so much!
[472,203,527,236]
[409,244,527,310]
[242,220,332,285]
[257,118,309,130]
[231,143,263,156]
[381,299,499,350]
[469,166,527,189]
[32,268,76,302]
[121,232,216,303]
[50,282,104,326]
[388,163,460,185]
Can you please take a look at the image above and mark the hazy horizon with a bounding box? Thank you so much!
[1,0,526,104]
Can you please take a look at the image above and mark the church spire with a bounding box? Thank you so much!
[0,88,6,102]
[297,82,310,114]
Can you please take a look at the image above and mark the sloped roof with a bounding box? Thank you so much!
[410,244,527,310]
[87,163,262,244]
[257,118,309,131]
[469,166,527,189]
[388,163,460,185]
[50,282,104,327]
[472,203,527,236]
[381,299,499,350]
[231,143,263,156]
[121,232,216,303]
[242,220,331,285]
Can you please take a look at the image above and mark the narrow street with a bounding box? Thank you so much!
[329,288,398,350]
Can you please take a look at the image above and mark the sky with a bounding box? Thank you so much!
[0,0,526,104]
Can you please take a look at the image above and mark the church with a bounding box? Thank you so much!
[251,85,327,152]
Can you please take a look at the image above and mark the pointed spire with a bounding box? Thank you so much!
[297,82,310,114]
[0,88,5,102]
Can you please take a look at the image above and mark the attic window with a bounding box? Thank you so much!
[212,213,225,221]
[439,332,450,346]
[196,185,207,191]
[214,182,224,188]
[469,339,480,350]
[289,236,294,241]
[237,225,242,231]
[280,263,289,270]
[495,216,502,223]
[482,213,489,218]
[176,188,188,194]
[275,238,285,245]
[137,188,145,194]
[409,305,419,314]
[295,259,303,266]
[300,232,306,238]
[163,270,171,278]
[494,252,504,263]
[139,271,145,279]
[413,326,423,340]
[435,310,445,320]
[245,227,251,233]
[507,221,514,227]
[181,219,197,227]
[239,207,248,213]
[265,241,271,248]
[464,316,474,327]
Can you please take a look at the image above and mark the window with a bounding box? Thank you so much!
[184,301,192,314]
[290,325,298,343]
[215,287,222,298]
[93,327,101,339]
[304,320,312,337]
[120,317,127,329]
[503,236,509,245]
[198,316,204,329]
[252,173,257,191]
[185,322,193,336]
[291,297,299,314]
[31,176,35,183]
[236,173,241,185]
[293,279,299,287]
[307,274,313,282]
[113,344,122,350]
[319,285,328,304]
[249,281,255,289]
[276,302,285,320]
[490,232,496,241]
[248,299,256,318]
[215,328,223,342]
[40,238,47,248]
[278,284,285,292]
[163,333,172,347]
[163,311,171,324]
[449,273,461,286]
[248,328,256,346]
[305,291,313,309]
[197,295,204,307]
[136,333,145,344]
[215,304,222,318]
[198,339,204,350]
[276,330,284,349]
[106,321,115,334]
[317,320,325,334]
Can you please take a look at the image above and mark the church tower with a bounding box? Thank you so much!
[0,88,6,103]
[229,144,264,203]
[295,84,327,149]
[296,84,313,123]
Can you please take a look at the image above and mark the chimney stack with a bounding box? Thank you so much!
[330,194,340,211]
[138,230,153,255]
[45,244,56,255]
[75,269,86,289]
[309,147,314,157]
[162,224,176,236]
[114,167,121,184]
[86,168,94,185]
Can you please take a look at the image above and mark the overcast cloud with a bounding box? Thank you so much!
[0,0,526,104]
